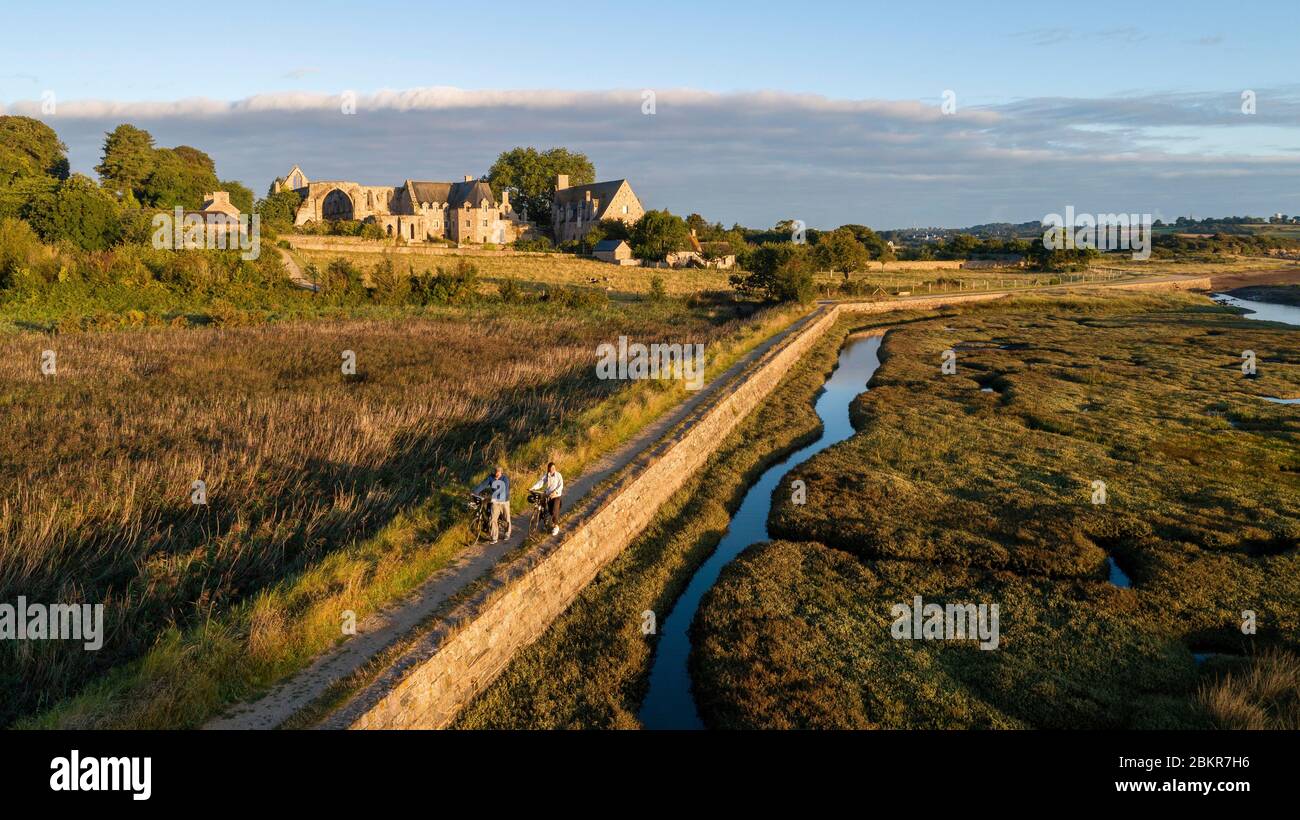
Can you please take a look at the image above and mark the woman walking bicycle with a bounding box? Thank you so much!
[529,462,564,537]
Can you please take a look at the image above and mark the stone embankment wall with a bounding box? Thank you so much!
[324,279,1208,729]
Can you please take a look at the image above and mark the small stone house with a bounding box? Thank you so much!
[198,191,241,218]
[593,239,634,264]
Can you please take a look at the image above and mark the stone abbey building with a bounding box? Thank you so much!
[275,166,644,246]
[275,165,531,244]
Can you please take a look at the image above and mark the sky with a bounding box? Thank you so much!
[2,0,1298,228]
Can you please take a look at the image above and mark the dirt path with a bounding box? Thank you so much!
[279,247,318,291]
[209,269,1225,730]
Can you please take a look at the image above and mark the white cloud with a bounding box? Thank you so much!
[12,85,1300,228]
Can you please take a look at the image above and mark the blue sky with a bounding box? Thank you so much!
[3,0,1298,227]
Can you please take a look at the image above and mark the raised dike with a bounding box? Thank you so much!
[320,278,1209,729]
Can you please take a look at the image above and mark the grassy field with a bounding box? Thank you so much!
[696,292,1299,728]
[1,295,800,728]
[287,242,1156,303]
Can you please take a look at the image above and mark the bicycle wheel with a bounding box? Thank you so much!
[527,506,548,545]
[469,510,487,544]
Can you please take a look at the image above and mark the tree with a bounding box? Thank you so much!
[487,146,595,228]
[730,242,815,303]
[21,174,122,250]
[96,124,155,198]
[255,190,304,230]
[877,241,897,269]
[220,180,255,214]
[581,217,635,253]
[813,228,870,281]
[0,116,69,185]
[140,147,218,209]
[629,209,691,261]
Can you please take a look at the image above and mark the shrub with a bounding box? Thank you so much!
[550,285,607,310]
[648,276,667,302]
[0,216,44,289]
[513,237,553,253]
[368,256,409,303]
[317,257,366,302]
[21,174,123,251]
[409,259,479,305]
[497,277,524,303]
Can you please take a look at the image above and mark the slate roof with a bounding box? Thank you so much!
[593,239,629,252]
[553,180,626,210]
[404,180,498,209]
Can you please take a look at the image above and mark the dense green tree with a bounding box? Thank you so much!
[0,116,69,184]
[172,145,216,174]
[97,126,222,209]
[0,174,60,220]
[255,189,305,229]
[487,146,595,228]
[0,116,69,232]
[836,223,886,256]
[220,180,255,214]
[95,124,156,198]
[813,228,870,281]
[629,209,691,261]
[730,242,815,303]
[22,174,122,250]
[140,147,218,209]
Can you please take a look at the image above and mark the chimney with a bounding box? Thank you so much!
[464,175,475,182]
[555,174,569,190]
[501,190,510,209]
[584,190,591,201]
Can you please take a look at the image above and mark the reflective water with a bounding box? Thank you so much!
[1106,556,1133,588]
[1212,292,1300,327]
[638,334,884,729]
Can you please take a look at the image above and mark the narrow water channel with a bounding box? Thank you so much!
[638,334,883,729]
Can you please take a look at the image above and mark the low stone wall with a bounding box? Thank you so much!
[322,278,1208,729]
[285,236,552,258]
[1103,276,1213,292]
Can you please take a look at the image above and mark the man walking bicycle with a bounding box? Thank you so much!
[472,466,512,543]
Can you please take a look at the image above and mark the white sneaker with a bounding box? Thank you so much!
[551,526,559,536]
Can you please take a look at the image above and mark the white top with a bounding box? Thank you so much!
[531,471,564,498]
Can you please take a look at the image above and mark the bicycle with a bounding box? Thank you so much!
[466,492,493,545]
[524,490,556,542]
